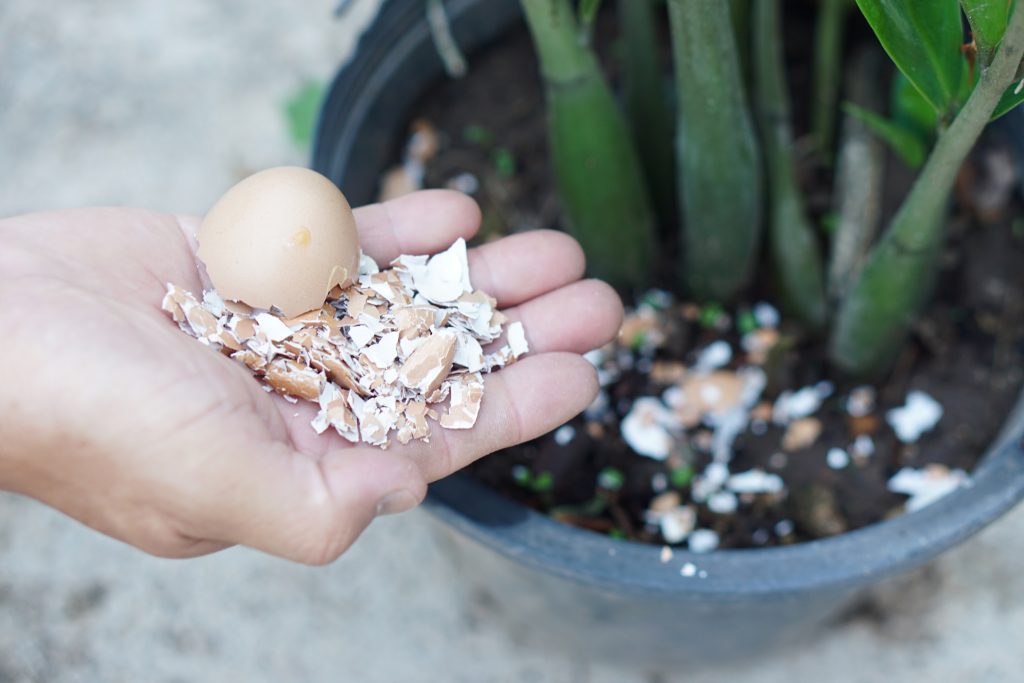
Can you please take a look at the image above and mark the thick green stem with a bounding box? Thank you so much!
[520,0,657,289]
[620,0,675,227]
[668,0,762,302]
[731,0,752,87]
[828,48,886,301]
[812,0,852,157]
[830,3,1024,376]
[753,0,828,328]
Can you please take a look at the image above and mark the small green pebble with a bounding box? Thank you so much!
[492,147,517,178]
[629,331,647,352]
[462,123,494,146]
[597,467,625,491]
[699,303,725,329]
[670,465,694,488]
[532,471,554,492]
[608,528,627,540]
[737,310,758,335]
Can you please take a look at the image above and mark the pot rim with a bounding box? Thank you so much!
[425,392,1024,597]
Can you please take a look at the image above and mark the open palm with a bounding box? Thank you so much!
[0,190,621,564]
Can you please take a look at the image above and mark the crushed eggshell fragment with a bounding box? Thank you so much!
[886,390,943,443]
[888,465,968,512]
[162,238,526,447]
[621,398,678,460]
[781,417,823,452]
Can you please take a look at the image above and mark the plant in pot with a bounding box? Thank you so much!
[314,0,1024,664]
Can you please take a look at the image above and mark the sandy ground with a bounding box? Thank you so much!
[1,1,1023,681]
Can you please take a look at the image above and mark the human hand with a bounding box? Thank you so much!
[0,191,622,564]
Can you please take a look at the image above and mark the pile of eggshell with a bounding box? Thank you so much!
[163,167,527,447]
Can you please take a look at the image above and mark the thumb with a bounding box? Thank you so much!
[192,440,426,565]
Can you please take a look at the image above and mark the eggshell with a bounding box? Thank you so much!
[198,166,360,317]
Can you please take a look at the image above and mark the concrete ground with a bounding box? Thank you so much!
[1,1,1023,681]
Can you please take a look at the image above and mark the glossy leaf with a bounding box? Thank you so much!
[843,103,928,167]
[854,0,965,114]
[992,77,1024,118]
[891,71,940,135]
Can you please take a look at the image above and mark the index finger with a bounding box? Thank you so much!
[352,189,481,262]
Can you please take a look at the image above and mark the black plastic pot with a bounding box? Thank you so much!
[314,0,1024,665]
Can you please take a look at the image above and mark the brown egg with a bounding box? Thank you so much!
[198,166,360,317]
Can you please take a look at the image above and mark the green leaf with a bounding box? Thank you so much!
[491,147,517,177]
[462,123,494,147]
[597,467,625,491]
[991,77,1024,118]
[511,465,532,486]
[854,0,965,115]
[737,310,758,335]
[961,0,1014,63]
[698,302,725,329]
[670,465,694,488]
[283,80,325,147]
[531,471,554,492]
[843,102,929,167]
[892,72,939,134]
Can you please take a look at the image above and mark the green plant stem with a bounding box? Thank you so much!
[668,0,762,302]
[828,48,886,301]
[812,0,852,157]
[520,0,656,289]
[620,0,675,227]
[753,0,828,328]
[830,3,1024,376]
[577,0,603,45]
[731,0,752,87]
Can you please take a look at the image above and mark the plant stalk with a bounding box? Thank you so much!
[731,0,752,87]
[753,0,828,328]
[812,0,853,157]
[830,3,1024,376]
[520,0,657,290]
[668,0,763,302]
[620,0,675,227]
[828,48,886,300]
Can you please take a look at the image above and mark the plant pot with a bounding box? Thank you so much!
[313,0,1024,665]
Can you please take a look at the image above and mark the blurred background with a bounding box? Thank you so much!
[1,1,1022,681]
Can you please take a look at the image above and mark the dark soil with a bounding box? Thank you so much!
[394,12,1024,548]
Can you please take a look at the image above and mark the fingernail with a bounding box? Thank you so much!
[376,490,418,517]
